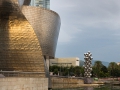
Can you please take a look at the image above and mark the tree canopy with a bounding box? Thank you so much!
[49,61,120,78]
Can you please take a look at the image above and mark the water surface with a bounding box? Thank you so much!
[52,84,120,90]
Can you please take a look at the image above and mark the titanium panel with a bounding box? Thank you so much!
[22,6,61,58]
[0,0,46,77]
[0,0,61,77]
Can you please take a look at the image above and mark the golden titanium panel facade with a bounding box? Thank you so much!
[0,0,60,77]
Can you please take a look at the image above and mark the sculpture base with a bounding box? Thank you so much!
[84,77,93,84]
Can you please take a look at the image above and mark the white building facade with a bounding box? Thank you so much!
[50,57,80,67]
[117,62,120,65]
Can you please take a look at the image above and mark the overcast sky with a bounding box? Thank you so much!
[50,0,120,63]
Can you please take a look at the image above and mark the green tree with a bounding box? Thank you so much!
[81,67,84,77]
[93,61,103,77]
[49,65,84,77]
[99,65,109,77]
[69,65,75,76]
[49,66,54,72]
[101,65,108,73]
[108,62,117,77]
[49,65,60,75]
[74,66,81,77]
[54,68,58,75]
[99,71,106,77]
[108,62,117,70]
[62,66,69,76]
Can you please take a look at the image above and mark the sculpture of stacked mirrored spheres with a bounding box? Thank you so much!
[83,51,93,84]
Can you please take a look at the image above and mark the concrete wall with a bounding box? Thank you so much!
[51,77,84,89]
[51,77,84,84]
[0,77,48,90]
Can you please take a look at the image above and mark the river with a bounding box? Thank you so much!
[52,84,120,90]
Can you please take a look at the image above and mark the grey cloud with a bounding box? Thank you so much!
[51,0,120,62]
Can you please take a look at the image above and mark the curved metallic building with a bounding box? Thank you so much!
[0,0,61,77]
[22,6,60,58]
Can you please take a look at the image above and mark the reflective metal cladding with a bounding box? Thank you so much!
[0,0,61,77]
[22,6,60,58]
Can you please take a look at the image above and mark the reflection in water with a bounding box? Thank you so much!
[52,84,95,90]
[52,84,120,90]
[84,87,93,90]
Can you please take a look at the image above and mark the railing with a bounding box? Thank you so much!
[0,71,45,77]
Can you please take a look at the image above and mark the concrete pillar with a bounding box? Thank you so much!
[46,56,50,70]
[44,56,52,89]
